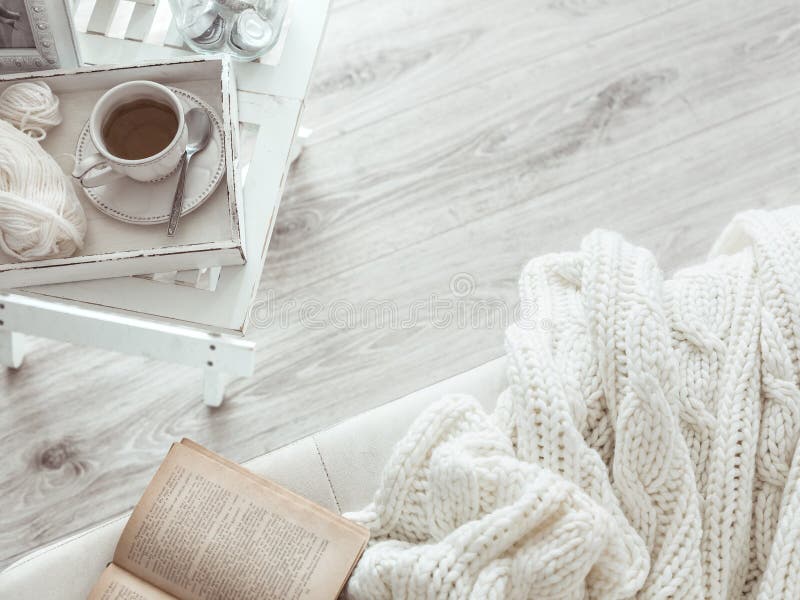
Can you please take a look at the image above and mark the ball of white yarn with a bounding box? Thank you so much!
[0,82,86,261]
[0,81,63,140]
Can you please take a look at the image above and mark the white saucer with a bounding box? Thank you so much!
[75,88,226,225]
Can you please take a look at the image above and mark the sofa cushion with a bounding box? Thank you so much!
[314,357,507,513]
[0,358,506,599]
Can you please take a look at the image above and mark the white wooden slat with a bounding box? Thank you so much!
[77,31,192,65]
[150,271,178,282]
[125,1,158,41]
[79,0,331,97]
[106,0,135,39]
[2,244,244,288]
[164,16,188,49]
[206,266,222,291]
[201,111,299,334]
[176,267,220,290]
[0,292,255,374]
[135,267,220,291]
[190,267,222,291]
[141,0,173,44]
[71,0,96,33]
[133,271,172,282]
[86,0,122,35]
[174,269,202,286]
[140,271,220,290]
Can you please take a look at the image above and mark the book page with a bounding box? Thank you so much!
[113,441,368,600]
[87,564,179,600]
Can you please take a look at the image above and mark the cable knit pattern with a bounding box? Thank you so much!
[344,207,800,599]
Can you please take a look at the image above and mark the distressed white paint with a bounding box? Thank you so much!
[85,0,120,34]
[0,57,246,288]
[124,2,158,41]
[21,0,328,334]
[0,0,330,402]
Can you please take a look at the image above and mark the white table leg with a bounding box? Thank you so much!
[203,371,228,407]
[0,331,25,369]
[289,126,312,164]
[0,292,255,403]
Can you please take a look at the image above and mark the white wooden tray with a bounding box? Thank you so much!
[0,55,245,288]
[11,0,329,335]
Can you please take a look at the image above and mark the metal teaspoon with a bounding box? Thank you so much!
[167,108,213,237]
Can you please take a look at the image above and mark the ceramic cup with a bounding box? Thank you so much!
[72,81,188,188]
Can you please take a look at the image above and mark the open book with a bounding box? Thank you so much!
[87,439,369,600]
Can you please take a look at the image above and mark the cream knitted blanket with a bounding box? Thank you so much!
[343,207,800,599]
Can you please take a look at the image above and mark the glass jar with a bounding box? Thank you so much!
[168,0,288,61]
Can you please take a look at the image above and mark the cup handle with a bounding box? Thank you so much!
[72,152,125,188]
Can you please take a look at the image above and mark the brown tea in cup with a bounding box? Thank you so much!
[102,99,179,161]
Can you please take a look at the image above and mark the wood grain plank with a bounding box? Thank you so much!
[270,0,800,292]
[306,0,694,143]
[239,89,799,429]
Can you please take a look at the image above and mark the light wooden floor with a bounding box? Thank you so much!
[2,0,800,568]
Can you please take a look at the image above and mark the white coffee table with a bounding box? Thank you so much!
[0,0,330,405]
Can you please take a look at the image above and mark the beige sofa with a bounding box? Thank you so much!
[0,358,506,598]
